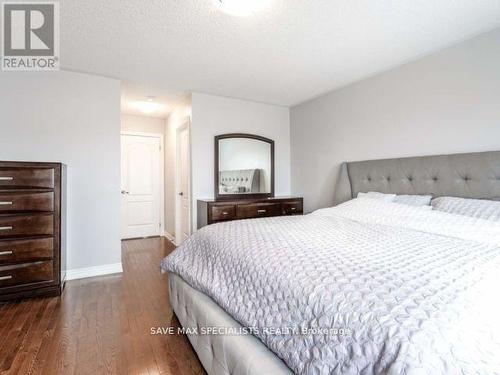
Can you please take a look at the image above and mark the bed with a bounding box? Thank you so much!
[162,151,500,375]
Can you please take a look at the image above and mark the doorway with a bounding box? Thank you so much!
[176,120,191,243]
[121,132,164,239]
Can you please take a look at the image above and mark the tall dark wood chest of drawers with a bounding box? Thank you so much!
[0,161,66,301]
[197,197,303,229]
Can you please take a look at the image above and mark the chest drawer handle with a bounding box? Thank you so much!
[0,275,12,281]
[257,209,267,213]
[0,251,13,256]
[0,202,13,206]
[291,207,296,211]
[0,226,13,231]
[222,212,229,215]
[0,177,13,181]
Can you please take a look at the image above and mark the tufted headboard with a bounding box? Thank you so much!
[219,169,261,194]
[333,151,500,205]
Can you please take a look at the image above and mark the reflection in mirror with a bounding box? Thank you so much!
[218,137,272,195]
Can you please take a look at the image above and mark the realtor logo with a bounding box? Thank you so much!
[2,1,59,70]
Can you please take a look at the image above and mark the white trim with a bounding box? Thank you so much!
[163,231,177,245]
[66,263,123,281]
[175,118,192,245]
[121,130,164,139]
[120,131,165,239]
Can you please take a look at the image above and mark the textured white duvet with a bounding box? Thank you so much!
[161,198,500,375]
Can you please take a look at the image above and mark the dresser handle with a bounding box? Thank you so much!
[291,207,296,211]
[0,275,12,281]
[0,177,13,181]
[0,202,13,206]
[0,251,13,256]
[257,209,267,213]
[222,212,228,215]
[0,226,13,231]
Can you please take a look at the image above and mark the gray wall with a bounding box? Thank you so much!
[0,70,122,271]
[121,114,166,135]
[291,28,500,213]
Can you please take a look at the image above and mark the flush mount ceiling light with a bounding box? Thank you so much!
[135,96,162,114]
[215,0,271,16]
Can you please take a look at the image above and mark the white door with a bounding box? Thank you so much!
[121,134,161,239]
[177,124,191,242]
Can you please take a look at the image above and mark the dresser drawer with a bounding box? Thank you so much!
[0,192,54,212]
[211,205,236,221]
[0,214,54,238]
[0,238,53,265]
[237,202,281,219]
[282,200,303,215]
[0,261,53,288]
[0,168,54,189]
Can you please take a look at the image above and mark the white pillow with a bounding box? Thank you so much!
[357,192,396,202]
[394,194,432,207]
[357,191,432,207]
[431,196,500,221]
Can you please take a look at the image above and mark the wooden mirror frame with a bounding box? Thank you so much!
[215,133,275,201]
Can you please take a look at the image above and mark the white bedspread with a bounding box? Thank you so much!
[161,198,500,375]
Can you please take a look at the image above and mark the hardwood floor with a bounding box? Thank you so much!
[0,237,206,375]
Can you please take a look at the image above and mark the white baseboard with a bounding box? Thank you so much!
[66,262,123,281]
[163,231,177,245]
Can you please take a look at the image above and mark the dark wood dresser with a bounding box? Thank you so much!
[0,161,66,301]
[197,197,303,229]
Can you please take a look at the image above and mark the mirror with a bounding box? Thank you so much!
[215,133,274,200]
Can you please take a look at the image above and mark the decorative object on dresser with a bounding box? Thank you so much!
[0,161,66,301]
[197,197,303,228]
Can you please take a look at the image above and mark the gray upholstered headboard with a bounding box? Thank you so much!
[219,169,261,193]
[333,151,500,205]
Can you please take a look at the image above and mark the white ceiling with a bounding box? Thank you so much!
[61,0,500,107]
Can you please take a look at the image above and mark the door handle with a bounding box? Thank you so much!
[0,177,13,181]
[121,190,129,195]
[0,251,13,256]
[179,192,184,196]
[0,202,13,206]
[0,275,12,281]
[0,226,13,231]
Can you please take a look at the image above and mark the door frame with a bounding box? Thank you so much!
[175,118,192,245]
[120,131,165,238]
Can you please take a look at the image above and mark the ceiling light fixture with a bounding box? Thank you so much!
[215,0,271,16]
[135,96,162,114]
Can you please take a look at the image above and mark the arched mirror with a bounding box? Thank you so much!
[215,133,275,200]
